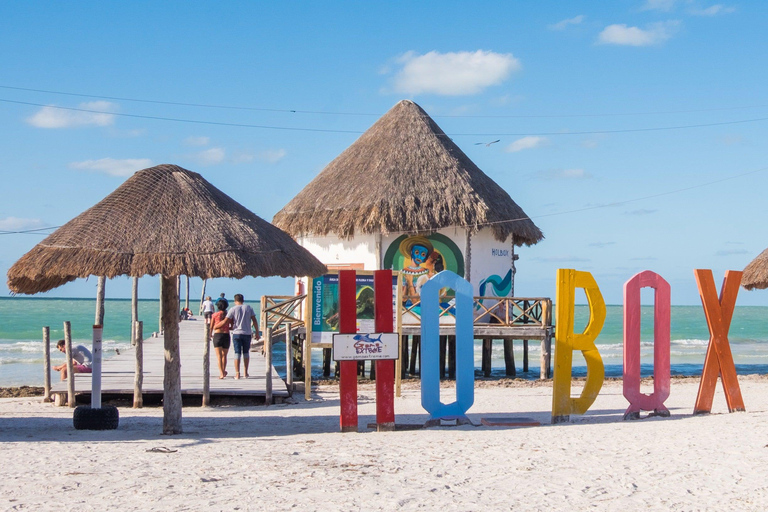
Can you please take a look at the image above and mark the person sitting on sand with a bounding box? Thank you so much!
[52,339,93,381]
[209,299,231,379]
[215,293,259,380]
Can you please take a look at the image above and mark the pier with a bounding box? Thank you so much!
[50,319,289,403]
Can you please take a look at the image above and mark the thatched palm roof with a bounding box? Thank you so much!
[273,100,543,245]
[8,164,327,294]
[742,248,768,290]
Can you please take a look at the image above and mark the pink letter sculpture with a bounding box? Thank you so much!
[623,271,671,420]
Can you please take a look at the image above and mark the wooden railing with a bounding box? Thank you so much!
[401,296,552,328]
[260,294,307,403]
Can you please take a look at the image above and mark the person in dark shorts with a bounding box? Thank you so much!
[216,293,259,380]
[209,299,231,379]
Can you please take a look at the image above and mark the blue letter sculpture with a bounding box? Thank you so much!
[420,270,474,425]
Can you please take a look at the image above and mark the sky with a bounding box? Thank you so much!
[1,0,768,306]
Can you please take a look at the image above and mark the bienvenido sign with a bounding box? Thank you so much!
[333,333,400,361]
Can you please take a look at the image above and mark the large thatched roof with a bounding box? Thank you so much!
[273,100,544,245]
[8,164,327,294]
[742,248,768,290]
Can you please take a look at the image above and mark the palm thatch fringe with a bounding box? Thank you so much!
[742,247,768,290]
[274,100,544,245]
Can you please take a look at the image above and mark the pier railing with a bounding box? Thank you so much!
[400,296,552,328]
[260,294,307,402]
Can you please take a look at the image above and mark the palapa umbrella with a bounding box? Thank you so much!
[742,248,768,290]
[7,164,327,434]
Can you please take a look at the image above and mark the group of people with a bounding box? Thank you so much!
[201,293,260,380]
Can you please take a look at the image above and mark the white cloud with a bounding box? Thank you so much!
[549,15,585,30]
[534,168,592,180]
[391,50,521,96]
[641,0,677,11]
[533,256,591,263]
[0,217,45,231]
[598,22,679,46]
[193,147,226,166]
[717,249,749,256]
[69,158,153,177]
[184,136,210,147]
[691,4,735,16]
[506,136,550,153]
[258,149,287,164]
[26,101,116,128]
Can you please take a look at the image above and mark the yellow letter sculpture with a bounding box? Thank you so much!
[552,269,606,424]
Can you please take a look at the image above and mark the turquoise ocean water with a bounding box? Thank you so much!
[1,298,767,386]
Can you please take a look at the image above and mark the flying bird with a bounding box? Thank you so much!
[474,139,500,147]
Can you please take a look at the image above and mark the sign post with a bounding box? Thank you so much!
[334,269,399,433]
[338,270,358,433]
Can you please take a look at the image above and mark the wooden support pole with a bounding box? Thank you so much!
[161,275,182,435]
[504,339,516,377]
[202,322,211,407]
[185,276,190,311]
[199,279,207,315]
[322,348,332,377]
[439,335,447,379]
[95,276,106,326]
[42,327,52,402]
[265,325,273,405]
[131,277,138,345]
[409,335,420,375]
[448,336,456,379]
[133,321,143,408]
[400,335,409,378]
[482,338,493,377]
[523,340,529,373]
[285,323,293,391]
[64,321,75,408]
[158,275,163,335]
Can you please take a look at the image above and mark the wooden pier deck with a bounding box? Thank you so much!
[51,319,288,400]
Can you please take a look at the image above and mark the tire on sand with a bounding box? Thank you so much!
[73,405,119,430]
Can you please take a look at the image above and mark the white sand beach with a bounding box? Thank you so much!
[1,377,768,511]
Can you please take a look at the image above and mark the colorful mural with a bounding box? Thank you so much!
[383,233,464,301]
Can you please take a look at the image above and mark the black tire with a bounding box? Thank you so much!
[73,405,120,430]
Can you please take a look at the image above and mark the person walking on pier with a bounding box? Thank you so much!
[210,299,231,379]
[201,295,215,325]
[215,293,258,380]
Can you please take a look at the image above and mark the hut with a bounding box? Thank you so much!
[274,99,543,308]
[274,100,548,385]
[7,164,326,433]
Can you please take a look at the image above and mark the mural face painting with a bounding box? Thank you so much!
[384,234,465,318]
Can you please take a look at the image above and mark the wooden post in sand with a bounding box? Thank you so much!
[199,279,207,315]
[42,327,52,402]
[64,321,75,408]
[133,321,143,408]
[161,275,183,435]
[202,322,211,407]
[158,275,163,335]
[185,276,190,311]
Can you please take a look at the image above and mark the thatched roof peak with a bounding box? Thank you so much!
[742,247,768,290]
[273,100,543,245]
[8,164,326,294]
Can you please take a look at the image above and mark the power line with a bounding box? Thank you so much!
[3,98,768,136]
[0,226,60,235]
[2,84,767,119]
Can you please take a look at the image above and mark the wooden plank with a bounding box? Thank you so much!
[51,320,287,398]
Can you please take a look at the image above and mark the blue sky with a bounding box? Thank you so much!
[1,0,767,306]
